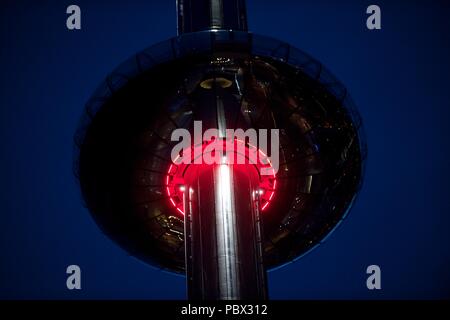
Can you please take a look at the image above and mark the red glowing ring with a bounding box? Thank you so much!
[165,138,277,215]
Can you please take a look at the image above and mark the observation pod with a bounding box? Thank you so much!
[74,0,367,300]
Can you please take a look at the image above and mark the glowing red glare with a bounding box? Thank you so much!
[165,139,277,215]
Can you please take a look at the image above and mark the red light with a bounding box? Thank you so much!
[166,139,277,215]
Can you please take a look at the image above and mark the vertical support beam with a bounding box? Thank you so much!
[184,95,267,300]
[184,68,266,300]
[184,166,267,300]
[214,95,240,299]
[214,157,240,299]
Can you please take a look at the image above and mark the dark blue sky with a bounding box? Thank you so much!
[0,0,449,299]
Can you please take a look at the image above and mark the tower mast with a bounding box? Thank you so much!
[178,0,267,300]
[177,0,248,35]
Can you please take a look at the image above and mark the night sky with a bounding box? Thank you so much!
[0,0,449,299]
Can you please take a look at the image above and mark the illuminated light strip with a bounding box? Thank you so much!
[215,158,238,296]
[217,162,233,219]
[261,202,269,210]
[165,155,180,206]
